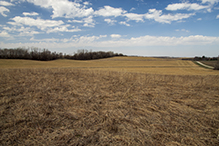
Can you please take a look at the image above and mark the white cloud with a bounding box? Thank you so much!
[99,35,107,38]
[83,16,95,27]
[68,16,95,27]
[175,29,190,32]
[77,35,106,43]
[23,12,39,16]
[23,1,198,25]
[216,14,219,18]
[19,30,41,36]
[26,0,94,18]
[201,0,219,4]
[72,34,107,43]
[96,6,195,24]
[2,35,219,50]
[166,2,210,11]
[158,13,195,24]
[0,31,10,37]
[34,35,106,44]
[8,16,64,30]
[94,6,127,17]
[3,26,41,36]
[104,19,117,25]
[182,29,190,33]
[83,1,91,6]
[46,25,81,33]
[110,34,121,38]
[2,26,11,31]
[97,35,219,47]
[197,18,202,20]
[4,26,27,31]
[130,7,136,12]
[0,1,14,6]
[69,20,84,23]
[124,13,144,22]
[74,0,83,3]
[0,6,9,17]
[144,9,195,24]
[119,21,130,26]
[144,9,162,19]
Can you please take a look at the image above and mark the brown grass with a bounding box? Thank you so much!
[1,68,219,146]
[1,57,219,75]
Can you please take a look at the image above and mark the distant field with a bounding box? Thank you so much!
[0,57,218,75]
[200,61,217,67]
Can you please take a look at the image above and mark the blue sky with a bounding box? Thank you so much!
[0,0,219,57]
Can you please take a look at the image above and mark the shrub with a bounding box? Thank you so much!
[214,56,219,70]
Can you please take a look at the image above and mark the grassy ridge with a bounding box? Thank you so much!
[0,57,218,75]
[0,68,219,145]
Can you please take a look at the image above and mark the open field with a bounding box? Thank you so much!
[200,61,217,67]
[0,57,219,145]
[0,57,219,75]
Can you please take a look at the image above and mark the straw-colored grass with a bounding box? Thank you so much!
[0,68,219,145]
[0,57,219,75]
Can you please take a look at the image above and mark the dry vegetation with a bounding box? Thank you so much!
[1,57,219,75]
[1,67,219,146]
[200,61,217,67]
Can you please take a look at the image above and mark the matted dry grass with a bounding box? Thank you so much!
[0,68,219,146]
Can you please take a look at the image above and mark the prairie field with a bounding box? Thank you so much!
[0,57,219,145]
[0,57,219,75]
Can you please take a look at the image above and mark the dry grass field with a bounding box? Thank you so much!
[0,57,219,75]
[0,57,219,145]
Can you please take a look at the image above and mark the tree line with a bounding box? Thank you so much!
[0,48,124,61]
[193,56,218,61]
[64,49,124,60]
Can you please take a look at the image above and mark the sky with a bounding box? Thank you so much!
[0,0,219,57]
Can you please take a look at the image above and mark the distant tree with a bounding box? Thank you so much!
[68,49,124,60]
[194,56,201,61]
[193,56,218,61]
